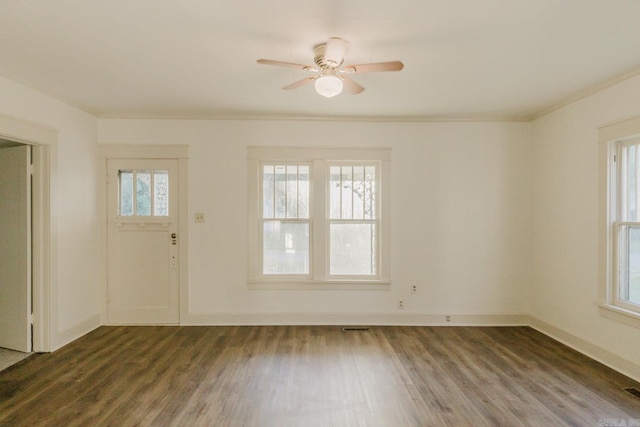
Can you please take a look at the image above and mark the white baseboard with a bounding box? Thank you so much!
[51,314,101,352]
[529,316,640,383]
[180,311,529,326]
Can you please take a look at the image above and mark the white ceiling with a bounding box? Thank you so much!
[1,0,640,120]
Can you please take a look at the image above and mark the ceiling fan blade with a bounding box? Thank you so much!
[257,59,315,71]
[283,76,317,90]
[343,61,404,74]
[323,37,349,66]
[341,76,365,94]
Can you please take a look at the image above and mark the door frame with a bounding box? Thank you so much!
[97,145,189,324]
[0,114,54,352]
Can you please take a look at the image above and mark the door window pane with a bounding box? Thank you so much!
[153,170,169,216]
[119,170,134,216]
[263,221,309,274]
[136,171,151,216]
[330,223,376,276]
[118,169,169,217]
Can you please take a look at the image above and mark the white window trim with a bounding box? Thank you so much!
[247,146,391,290]
[598,117,640,328]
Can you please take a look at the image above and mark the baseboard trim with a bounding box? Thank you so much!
[51,314,101,352]
[529,316,640,383]
[180,312,529,327]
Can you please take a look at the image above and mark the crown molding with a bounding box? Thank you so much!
[531,64,640,121]
[96,111,531,123]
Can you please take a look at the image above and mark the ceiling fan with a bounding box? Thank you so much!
[257,37,404,98]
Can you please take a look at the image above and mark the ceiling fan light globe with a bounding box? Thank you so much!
[315,75,343,98]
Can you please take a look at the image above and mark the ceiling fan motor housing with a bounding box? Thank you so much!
[314,43,343,69]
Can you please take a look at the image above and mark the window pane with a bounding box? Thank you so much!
[264,164,309,219]
[625,145,640,222]
[353,166,365,220]
[263,221,309,275]
[330,223,376,276]
[621,226,640,305]
[341,167,353,219]
[119,170,133,216]
[329,166,341,219]
[286,165,298,218]
[153,170,169,216]
[136,171,151,216]
[275,165,286,219]
[330,165,376,220]
[263,165,274,218]
[365,166,376,220]
[298,165,310,219]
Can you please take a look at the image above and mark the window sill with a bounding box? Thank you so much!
[247,280,391,291]
[598,303,640,329]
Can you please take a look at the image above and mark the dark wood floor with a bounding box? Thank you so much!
[0,326,639,426]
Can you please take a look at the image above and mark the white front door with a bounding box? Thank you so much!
[107,159,180,324]
[0,145,32,352]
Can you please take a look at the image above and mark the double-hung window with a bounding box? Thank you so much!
[600,117,640,326]
[248,147,390,289]
[329,164,378,277]
[612,140,640,312]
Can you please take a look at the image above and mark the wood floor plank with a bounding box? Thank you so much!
[0,326,639,426]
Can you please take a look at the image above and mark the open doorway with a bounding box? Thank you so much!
[0,123,51,369]
[0,141,32,356]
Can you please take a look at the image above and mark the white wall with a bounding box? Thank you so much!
[531,74,640,375]
[99,119,531,324]
[0,76,100,350]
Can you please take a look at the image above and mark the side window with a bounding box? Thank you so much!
[118,169,169,217]
[614,141,640,311]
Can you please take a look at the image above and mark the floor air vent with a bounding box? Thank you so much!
[342,327,370,332]
[623,388,640,399]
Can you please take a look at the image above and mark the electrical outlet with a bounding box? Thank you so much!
[446,315,451,322]
[398,300,404,310]
[411,284,417,294]
[195,213,205,223]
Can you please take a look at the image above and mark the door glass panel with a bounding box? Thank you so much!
[154,170,169,216]
[119,170,134,216]
[118,169,169,217]
[136,171,151,216]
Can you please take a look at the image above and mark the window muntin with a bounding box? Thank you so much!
[261,164,310,276]
[118,169,169,217]
[329,164,378,276]
[614,141,640,311]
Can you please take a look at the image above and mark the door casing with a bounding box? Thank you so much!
[0,114,54,353]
